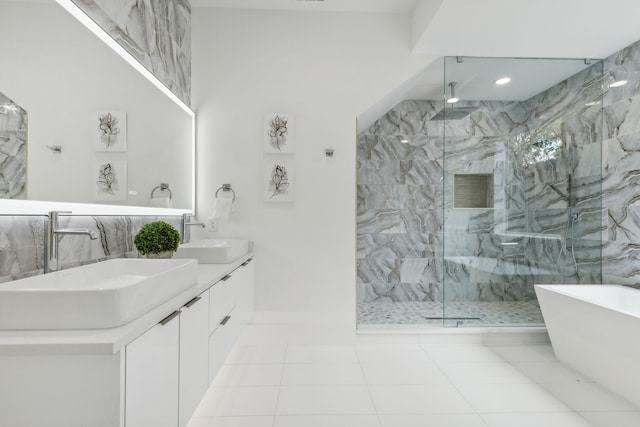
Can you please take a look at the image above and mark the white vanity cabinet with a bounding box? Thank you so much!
[125,310,180,427]
[0,255,254,427]
[207,258,255,383]
[125,257,254,426]
[125,290,211,427]
[209,273,236,334]
[178,293,210,427]
[232,258,255,325]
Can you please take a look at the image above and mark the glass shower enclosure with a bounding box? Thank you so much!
[356,55,604,328]
[441,56,604,327]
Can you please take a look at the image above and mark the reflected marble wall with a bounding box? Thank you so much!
[0,215,182,282]
[0,92,26,199]
[71,0,191,104]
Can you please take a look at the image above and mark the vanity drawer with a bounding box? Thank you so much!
[208,276,236,334]
[207,312,239,384]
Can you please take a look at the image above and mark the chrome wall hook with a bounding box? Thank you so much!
[46,145,62,154]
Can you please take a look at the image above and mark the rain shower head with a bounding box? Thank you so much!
[429,106,477,121]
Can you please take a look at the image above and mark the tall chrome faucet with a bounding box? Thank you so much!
[182,213,205,244]
[44,211,99,273]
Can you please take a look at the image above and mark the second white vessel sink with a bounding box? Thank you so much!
[0,258,198,330]
[175,239,249,263]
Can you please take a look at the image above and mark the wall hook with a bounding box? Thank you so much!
[325,149,335,157]
[46,145,62,154]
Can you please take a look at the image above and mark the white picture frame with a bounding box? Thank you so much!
[263,159,294,202]
[263,113,295,154]
[95,110,127,152]
[94,158,127,201]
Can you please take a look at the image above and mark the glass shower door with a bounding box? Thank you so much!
[441,56,603,327]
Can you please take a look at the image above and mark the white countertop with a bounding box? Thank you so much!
[0,253,254,356]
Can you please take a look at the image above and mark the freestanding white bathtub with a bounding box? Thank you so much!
[535,284,640,407]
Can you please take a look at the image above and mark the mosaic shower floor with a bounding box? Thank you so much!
[358,301,545,327]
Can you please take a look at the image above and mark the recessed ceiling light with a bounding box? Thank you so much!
[495,77,511,86]
[400,138,409,144]
[609,80,628,88]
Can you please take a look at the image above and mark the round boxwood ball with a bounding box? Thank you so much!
[134,221,181,255]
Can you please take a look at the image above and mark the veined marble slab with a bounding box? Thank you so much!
[71,0,191,104]
[0,92,27,200]
[0,215,182,280]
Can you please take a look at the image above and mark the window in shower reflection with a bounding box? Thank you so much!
[510,119,563,166]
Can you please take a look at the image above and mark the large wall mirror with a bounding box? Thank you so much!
[0,0,193,211]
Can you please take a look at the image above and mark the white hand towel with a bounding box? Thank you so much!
[212,197,232,220]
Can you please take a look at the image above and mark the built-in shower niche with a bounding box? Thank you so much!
[454,174,494,209]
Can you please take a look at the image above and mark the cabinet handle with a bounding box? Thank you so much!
[220,315,231,326]
[242,258,253,266]
[221,274,232,281]
[159,310,180,325]
[183,296,202,308]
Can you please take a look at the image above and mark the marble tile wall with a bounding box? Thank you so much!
[357,100,445,303]
[357,55,608,306]
[601,39,640,285]
[71,0,191,105]
[0,215,182,282]
[0,92,27,199]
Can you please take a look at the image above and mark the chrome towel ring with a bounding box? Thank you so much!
[151,183,172,200]
[215,183,236,202]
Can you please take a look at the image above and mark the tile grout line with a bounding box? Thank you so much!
[354,344,384,427]
[420,342,493,426]
[271,344,289,427]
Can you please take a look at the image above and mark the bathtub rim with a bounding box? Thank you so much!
[535,284,640,319]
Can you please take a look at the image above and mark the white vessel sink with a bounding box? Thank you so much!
[0,258,198,330]
[175,239,249,264]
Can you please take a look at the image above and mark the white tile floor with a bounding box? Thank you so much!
[187,322,640,427]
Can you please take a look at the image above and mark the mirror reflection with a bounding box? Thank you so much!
[0,0,192,209]
[0,90,26,198]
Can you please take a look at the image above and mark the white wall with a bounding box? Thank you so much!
[192,8,430,317]
[0,1,192,209]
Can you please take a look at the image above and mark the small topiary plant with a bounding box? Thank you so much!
[134,221,181,256]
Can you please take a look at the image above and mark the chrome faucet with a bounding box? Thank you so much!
[44,211,99,273]
[182,213,206,244]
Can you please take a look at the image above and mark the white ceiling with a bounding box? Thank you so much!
[417,57,594,101]
[414,0,640,60]
[191,0,418,13]
[407,0,640,102]
[191,0,640,127]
